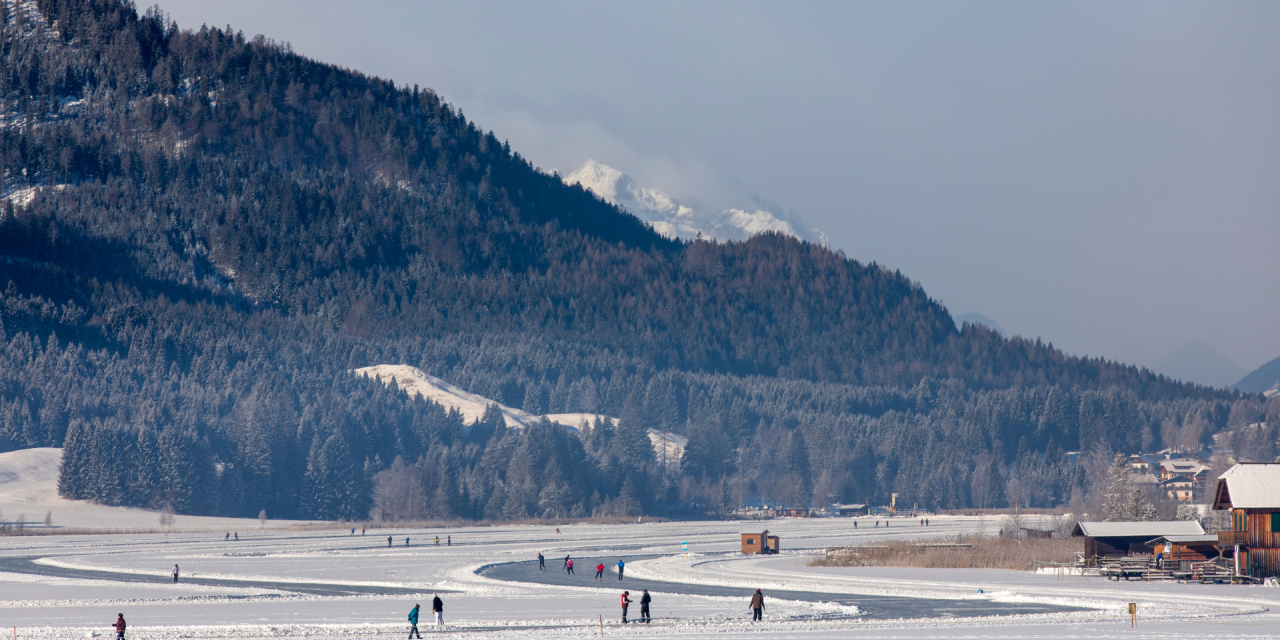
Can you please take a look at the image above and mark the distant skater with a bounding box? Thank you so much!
[234,532,238,540]
[447,535,451,546]
[555,528,560,534]
[538,552,545,571]
[620,591,632,623]
[362,528,366,535]
[640,589,652,623]
[389,536,393,547]
[407,603,421,639]
[352,528,356,536]
[563,555,571,570]
[406,537,410,546]
[566,558,575,575]
[114,613,126,640]
[225,532,230,541]
[435,536,440,546]
[617,559,625,580]
[853,521,857,529]
[432,593,444,625]
[749,589,765,621]
[594,562,604,581]
[171,564,179,583]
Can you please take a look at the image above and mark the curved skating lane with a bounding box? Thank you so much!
[479,556,1083,620]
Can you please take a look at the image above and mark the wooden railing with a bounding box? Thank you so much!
[1218,530,1247,546]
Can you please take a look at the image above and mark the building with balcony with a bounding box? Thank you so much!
[1212,463,1280,579]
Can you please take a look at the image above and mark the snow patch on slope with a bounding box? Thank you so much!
[355,367,685,460]
[564,160,827,245]
[353,365,541,428]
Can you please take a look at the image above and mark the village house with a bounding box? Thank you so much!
[1212,463,1280,579]
[1161,475,1197,502]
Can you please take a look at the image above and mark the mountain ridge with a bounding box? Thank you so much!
[563,159,828,245]
[0,0,1258,523]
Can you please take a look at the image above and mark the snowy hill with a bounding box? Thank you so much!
[563,160,827,245]
[0,448,305,529]
[356,366,686,461]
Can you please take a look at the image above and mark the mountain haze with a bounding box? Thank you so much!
[0,0,1259,522]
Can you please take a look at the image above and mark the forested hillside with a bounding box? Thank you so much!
[1,0,1265,521]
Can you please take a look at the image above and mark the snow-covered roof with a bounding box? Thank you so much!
[1072,521,1204,538]
[1213,463,1280,510]
[1145,535,1219,545]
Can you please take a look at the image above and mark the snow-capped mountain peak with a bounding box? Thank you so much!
[563,160,825,245]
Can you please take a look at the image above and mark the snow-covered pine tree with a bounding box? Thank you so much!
[1102,453,1132,521]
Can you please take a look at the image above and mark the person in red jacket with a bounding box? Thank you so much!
[114,614,127,640]
[594,562,605,581]
[620,591,632,624]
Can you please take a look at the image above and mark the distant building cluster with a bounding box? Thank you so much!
[1124,452,1215,503]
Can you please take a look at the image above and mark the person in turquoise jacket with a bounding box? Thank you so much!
[407,604,421,639]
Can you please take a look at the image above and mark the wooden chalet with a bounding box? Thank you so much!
[741,530,780,555]
[1144,534,1222,571]
[831,503,870,516]
[1071,521,1204,564]
[1213,463,1280,578]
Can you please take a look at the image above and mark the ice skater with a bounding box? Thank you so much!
[620,591,632,623]
[234,532,238,540]
[406,537,410,546]
[171,564,179,583]
[407,603,421,639]
[566,558,575,575]
[114,613,126,640]
[538,552,545,571]
[447,535,451,546]
[563,554,571,570]
[617,559,625,580]
[224,532,230,541]
[749,589,765,621]
[389,536,394,547]
[640,589,651,623]
[432,593,444,625]
[594,562,604,581]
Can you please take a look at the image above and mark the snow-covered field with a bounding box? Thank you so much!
[3,515,1279,639]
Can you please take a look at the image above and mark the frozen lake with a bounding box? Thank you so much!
[1,516,1278,639]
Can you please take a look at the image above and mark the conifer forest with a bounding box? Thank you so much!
[2,0,1274,522]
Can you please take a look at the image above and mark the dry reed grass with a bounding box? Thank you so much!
[813,534,1079,571]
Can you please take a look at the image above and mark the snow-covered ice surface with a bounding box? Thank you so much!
[3,515,1279,638]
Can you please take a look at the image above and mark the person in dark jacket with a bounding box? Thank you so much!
[389,536,394,547]
[407,604,421,639]
[639,589,652,623]
[432,593,444,625]
[538,552,545,571]
[620,591,631,623]
[749,589,765,621]
[114,614,126,640]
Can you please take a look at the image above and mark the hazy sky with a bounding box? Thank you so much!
[159,1,1280,381]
